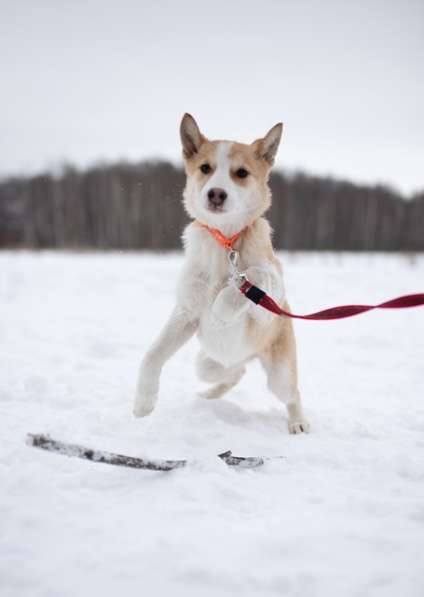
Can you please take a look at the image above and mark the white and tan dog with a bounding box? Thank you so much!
[133,114,309,434]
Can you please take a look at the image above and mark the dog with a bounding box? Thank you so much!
[133,114,309,434]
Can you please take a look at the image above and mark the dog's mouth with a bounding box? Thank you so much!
[207,204,226,213]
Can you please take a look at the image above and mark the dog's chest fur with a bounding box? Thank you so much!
[177,219,283,367]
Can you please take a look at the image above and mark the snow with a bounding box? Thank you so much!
[1,250,423,597]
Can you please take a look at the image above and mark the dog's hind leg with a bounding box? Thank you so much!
[196,350,246,400]
[260,318,310,434]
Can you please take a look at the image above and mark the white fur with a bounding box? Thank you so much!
[134,121,309,433]
[133,222,283,415]
[133,218,302,418]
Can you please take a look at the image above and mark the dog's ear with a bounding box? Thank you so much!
[180,113,205,159]
[252,123,283,165]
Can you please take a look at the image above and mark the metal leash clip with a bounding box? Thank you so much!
[228,249,247,288]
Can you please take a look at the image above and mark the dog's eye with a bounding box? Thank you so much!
[236,168,249,179]
[200,163,211,174]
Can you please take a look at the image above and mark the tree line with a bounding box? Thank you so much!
[0,160,422,251]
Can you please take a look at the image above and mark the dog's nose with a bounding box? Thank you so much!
[207,188,227,207]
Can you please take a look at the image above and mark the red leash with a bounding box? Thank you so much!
[239,280,424,321]
[197,221,424,321]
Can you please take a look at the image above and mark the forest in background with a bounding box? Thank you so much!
[0,160,423,251]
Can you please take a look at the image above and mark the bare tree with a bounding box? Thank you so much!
[0,161,422,251]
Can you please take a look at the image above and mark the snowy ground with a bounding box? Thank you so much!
[1,251,423,597]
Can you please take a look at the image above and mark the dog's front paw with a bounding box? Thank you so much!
[212,286,249,322]
[133,393,157,417]
[134,361,159,417]
[288,418,310,434]
[242,266,283,323]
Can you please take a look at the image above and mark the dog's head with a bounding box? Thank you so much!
[180,114,282,232]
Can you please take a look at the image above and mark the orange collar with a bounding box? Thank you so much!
[196,221,247,251]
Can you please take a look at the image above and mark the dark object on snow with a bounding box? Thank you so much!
[26,434,266,470]
[216,450,265,468]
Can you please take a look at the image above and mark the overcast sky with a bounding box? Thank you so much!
[1,0,423,194]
